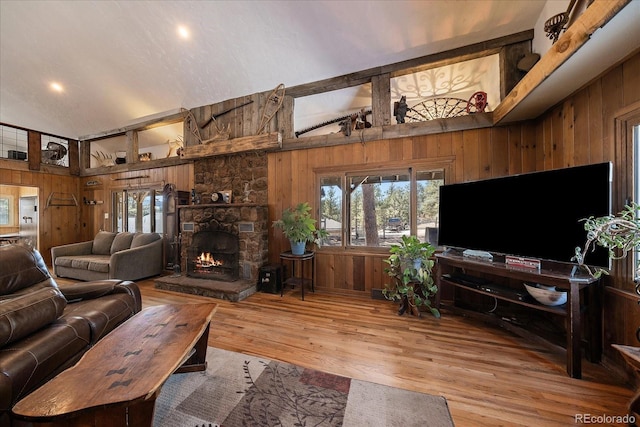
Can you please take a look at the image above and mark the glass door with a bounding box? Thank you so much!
[113,188,162,233]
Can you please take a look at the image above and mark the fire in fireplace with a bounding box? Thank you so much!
[187,230,239,281]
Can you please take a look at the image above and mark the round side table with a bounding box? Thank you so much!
[279,251,315,300]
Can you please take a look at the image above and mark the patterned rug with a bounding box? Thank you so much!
[153,347,454,427]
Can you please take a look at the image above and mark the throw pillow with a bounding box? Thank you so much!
[111,232,134,254]
[131,232,159,248]
[92,231,117,255]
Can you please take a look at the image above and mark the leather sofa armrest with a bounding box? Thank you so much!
[58,279,141,313]
[0,287,67,346]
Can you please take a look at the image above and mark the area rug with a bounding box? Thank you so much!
[153,347,454,427]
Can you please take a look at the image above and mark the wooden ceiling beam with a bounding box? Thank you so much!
[78,110,187,143]
[492,0,631,124]
[285,30,533,98]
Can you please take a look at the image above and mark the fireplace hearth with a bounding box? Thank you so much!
[187,230,239,281]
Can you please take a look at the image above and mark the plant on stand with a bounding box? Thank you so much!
[383,235,440,318]
[273,202,328,255]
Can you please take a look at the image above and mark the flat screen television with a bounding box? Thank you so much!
[438,162,612,268]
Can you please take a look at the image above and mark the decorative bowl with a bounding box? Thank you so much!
[524,283,567,306]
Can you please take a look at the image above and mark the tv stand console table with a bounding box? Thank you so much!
[435,252,602,379]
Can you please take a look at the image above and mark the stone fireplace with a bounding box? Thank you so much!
[187,230,239,281]
[181,152,268,282]
[179,204,268,282]
[155,152,269,301]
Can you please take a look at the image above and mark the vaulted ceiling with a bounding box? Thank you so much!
[0,1,637,141]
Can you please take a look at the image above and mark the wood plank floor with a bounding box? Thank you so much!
[129,278,633,426]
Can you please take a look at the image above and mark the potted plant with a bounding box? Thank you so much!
[573,202,640,281]
[573,203,640,409]
[382,235,440,318]
[273,202,328,255]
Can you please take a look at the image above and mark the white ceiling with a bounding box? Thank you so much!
[0,0,635,142]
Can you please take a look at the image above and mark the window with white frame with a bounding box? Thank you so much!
[0,196,11,225]
[113,188,163,233]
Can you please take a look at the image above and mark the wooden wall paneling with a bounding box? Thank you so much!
[520,121,537,173]
[490,126,509,177]
[423,134,440,159]
[451,131,465,183]
[436,132,453,158]
[601,65,624,166]
[391,137,411,162]
[477,128,492,179]
[315,253,334,289]
[269,151,294,263]
[350,139,367,165]
[366,139,393,164]
[540,109,553,170]
[333,252,347,290]
[40,173,53,249]
[548,106,564,169]
[363,255,374,292]
[461,130,480,181]
[353,255,367,292]
[561,100,575,169]
[289,149,305,202]
[622,52,640,105]
[411,135,428,159]
[624,292,640,346]
[588,79,604,163]
[573,88,591,165]
[35,174,81,265]
[615,106,637,211]
[603,289,640,351]
[343,255,354,290]
[372,255,385,290]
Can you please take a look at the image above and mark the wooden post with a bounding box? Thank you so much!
[27,130,40,171]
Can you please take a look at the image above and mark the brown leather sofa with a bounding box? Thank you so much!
[0,244,142,425]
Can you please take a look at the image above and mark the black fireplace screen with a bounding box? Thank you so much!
[187,230,239,281]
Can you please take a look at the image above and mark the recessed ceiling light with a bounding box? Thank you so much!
[50,82,64,92]
[177,26,190,39]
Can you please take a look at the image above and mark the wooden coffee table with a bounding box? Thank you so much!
[12,303,217,427]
